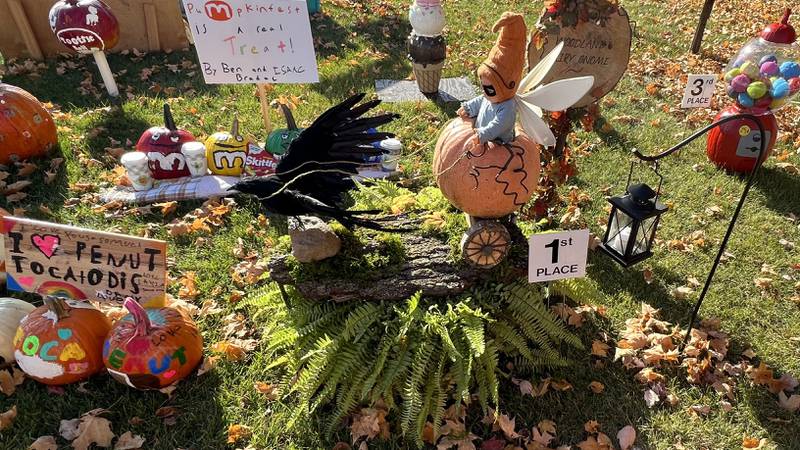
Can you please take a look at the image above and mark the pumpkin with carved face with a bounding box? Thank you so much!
[205,117,250,176]
[136,104,196,179]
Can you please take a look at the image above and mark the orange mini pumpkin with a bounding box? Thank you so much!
[13,297,111,385]
[433,117,541,218]
[103,298,203,390]
[0,83,58,165]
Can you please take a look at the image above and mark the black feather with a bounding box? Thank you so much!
[231,94,412,232]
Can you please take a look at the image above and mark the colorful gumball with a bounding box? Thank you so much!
[740,61,760,79]
[770,78,790,98]
[103,299,203,390]
[759,55,778,66]
[14,297,111,385]
[724,68,741,82]
[760,61,780,76]
[737,92,755,108]
[780,61,800,79]
[755,95,772,109]
[726,85,738,98]
[771,97,789,109]
[746,81,767,99]
[731,74,751,93]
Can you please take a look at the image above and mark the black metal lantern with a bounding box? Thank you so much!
[600,164,668,267]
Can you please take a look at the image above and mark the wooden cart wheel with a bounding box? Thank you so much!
[461,220,511,268]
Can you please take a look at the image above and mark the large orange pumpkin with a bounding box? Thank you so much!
[13,297,111,385]
[433,117,541,218]
[0,83,58,165]
[103,298,203,390]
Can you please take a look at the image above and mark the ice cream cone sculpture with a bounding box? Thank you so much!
[407,0,446,95]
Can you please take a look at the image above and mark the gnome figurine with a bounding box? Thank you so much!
[458,12,527,146]
[408,0,446,96]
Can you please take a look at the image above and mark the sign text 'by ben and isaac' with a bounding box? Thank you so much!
[182,0,319,84]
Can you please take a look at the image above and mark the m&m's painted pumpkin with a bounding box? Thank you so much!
[14,297,111,385]
[205,117,250,176]
[0,298,35,364]
[136,104,196,179]
[266,104,303,158]
[103,299,203,390]
[433,117,541,218]
[0,83,58,165]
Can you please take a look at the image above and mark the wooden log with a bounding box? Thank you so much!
[6,0,43,60]
[268,217,528,302]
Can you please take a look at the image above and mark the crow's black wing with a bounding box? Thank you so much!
[275,94,399,198]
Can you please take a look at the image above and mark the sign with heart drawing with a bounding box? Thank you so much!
[1,217,167,305]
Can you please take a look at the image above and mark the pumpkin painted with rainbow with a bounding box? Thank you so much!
[0,83,58,165]
[13,297,111,385]
[103,298,203,390]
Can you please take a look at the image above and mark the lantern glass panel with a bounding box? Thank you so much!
[632,216,657,256]
[607,209,634,255]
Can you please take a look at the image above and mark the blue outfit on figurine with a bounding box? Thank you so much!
[461,96,516,144]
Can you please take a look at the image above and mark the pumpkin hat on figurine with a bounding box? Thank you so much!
[477,12,527,103]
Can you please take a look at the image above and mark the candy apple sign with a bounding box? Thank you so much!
[49,0,120,54]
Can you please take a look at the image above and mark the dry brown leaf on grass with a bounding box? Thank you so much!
[227,424,252,444]
[0,405,17,431]
[177,271,199,299]
[29,435,58,450]
[778,391,800,412]
[212,339,258,361]
[617,425,636,450]
[591,340,610,358]
[114,431,145,450]
[350,407,390,444]
[742,437,768,449]
[254,382,279,400]
[69,409,115,450]
[589,381,605,394]
[0,368,25,396]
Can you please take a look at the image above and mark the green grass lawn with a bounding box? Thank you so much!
[2,0,800,449]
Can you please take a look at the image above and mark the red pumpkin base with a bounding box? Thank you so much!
[706,105,778,174]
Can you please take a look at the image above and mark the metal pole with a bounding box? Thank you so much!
[691,0,716,54]
[630,113,766,351]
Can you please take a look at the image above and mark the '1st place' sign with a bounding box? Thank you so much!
[2,217,167,305]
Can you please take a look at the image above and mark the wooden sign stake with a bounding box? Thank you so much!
[93,50,119,97]
[257,83,273,133]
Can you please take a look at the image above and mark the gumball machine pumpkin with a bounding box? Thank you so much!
[49,0,120,97]
[136,104,196,180]
[433,13,593,268]
[104,299,203,390]
[205,117,251,176]
[707,9,799,173]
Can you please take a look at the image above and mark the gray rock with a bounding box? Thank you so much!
[288,216,342,263]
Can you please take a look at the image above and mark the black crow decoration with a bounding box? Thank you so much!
[232,94,408,232]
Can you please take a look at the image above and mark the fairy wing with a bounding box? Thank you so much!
[518,41,565,94]
[518,76,595,111]
[515,97,556,147]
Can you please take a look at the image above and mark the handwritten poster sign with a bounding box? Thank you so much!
[2,217,167,304]
[182,0,319,84]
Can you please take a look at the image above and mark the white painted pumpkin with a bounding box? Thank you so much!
[0,298,35,363]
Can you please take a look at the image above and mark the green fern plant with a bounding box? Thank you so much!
[252,278,600,446]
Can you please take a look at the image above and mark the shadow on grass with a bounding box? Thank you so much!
[0,367,228,450]
[752,166,800,218]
